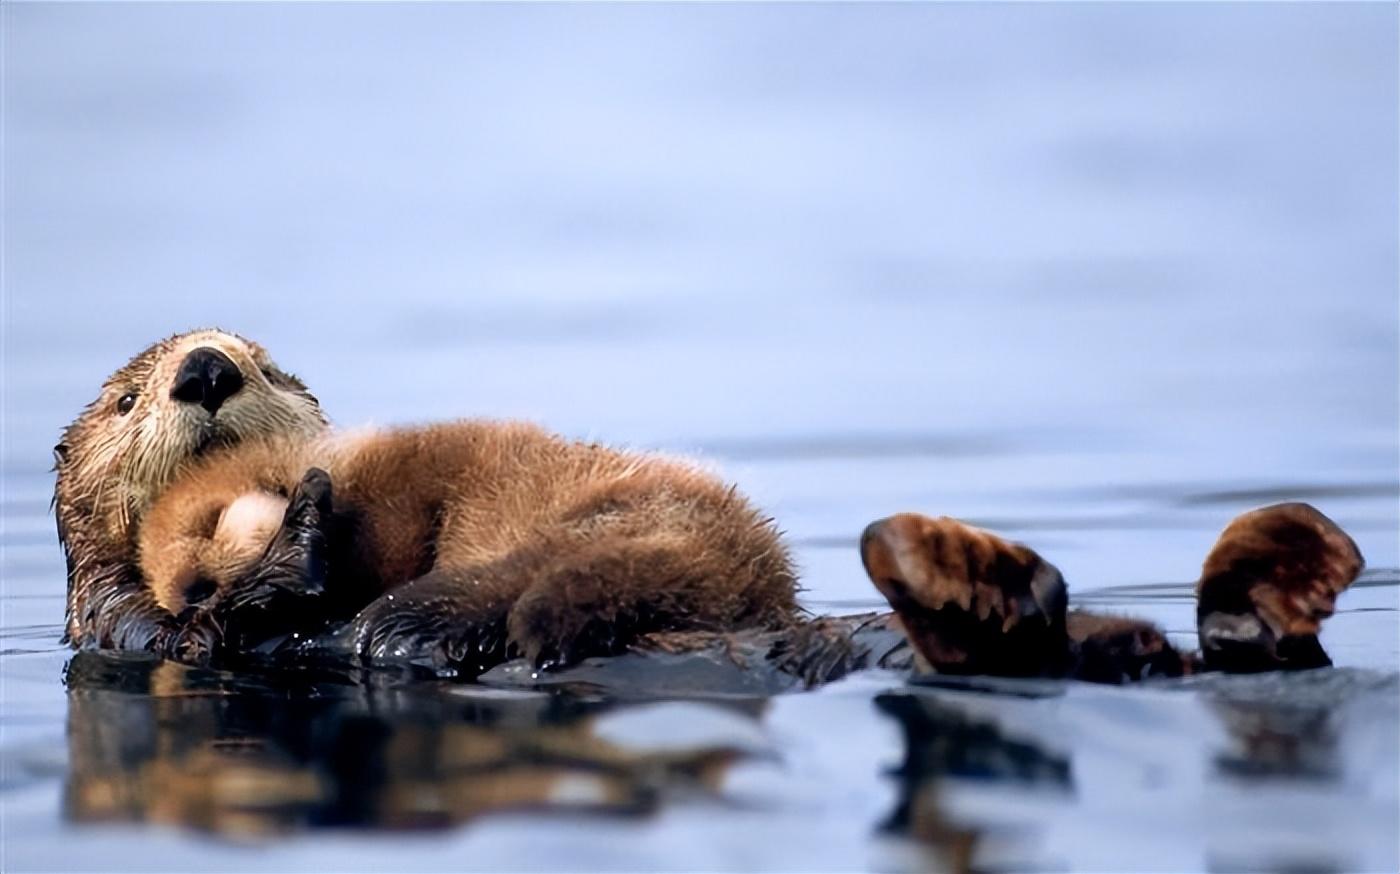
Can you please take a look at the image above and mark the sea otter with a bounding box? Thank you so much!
[134,424,798,669]
[56,329,798,668]
[56,330,1366,682]
[54,330,328,652]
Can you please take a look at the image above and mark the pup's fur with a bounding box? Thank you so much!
[137,423,798,668]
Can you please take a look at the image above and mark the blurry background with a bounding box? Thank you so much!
[4,1,1397,608]
[3,6,1398,873]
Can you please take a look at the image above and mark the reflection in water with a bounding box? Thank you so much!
[1210,697,1337,780]
[1197,671,1400,873]
[1201,670,1395,781]
[875,672,1399,873]
[63,652,758,836]
[55,652,1400,870]
[875,691,1071,873]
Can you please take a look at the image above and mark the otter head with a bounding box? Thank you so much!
[54,329,328,563]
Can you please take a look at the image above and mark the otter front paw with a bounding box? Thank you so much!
[217,468,333,614]
[347,573,511,676]
[249,467,332,596]
[204,468,335,652]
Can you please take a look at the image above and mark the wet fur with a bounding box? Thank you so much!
[57,331,1363,685]
[54,330,326,649]
[137,423,799,668]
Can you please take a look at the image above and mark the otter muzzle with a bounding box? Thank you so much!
[171,347,244,414]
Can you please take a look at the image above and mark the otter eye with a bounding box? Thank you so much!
[116,393,137,415]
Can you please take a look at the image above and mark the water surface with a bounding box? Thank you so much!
[3,4,1397,871]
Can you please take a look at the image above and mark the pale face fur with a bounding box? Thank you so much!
[218,492,290,556]
[55,329,326,546]
[55,329,330,643]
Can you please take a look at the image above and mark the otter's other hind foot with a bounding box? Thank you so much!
[1196,502,1363,672]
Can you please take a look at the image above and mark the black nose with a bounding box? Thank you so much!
[171,347,244,414]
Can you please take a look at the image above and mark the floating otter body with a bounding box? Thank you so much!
[55,330,1365,683]
[137,423,797,669]
[56,330,797,668]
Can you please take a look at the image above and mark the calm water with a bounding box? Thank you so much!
[3,4,1398,871]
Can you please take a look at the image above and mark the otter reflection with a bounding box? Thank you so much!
[63,652,758,836]
[876,674,1395,873]
[1202,671,1381,780]
[875,691,1072,873]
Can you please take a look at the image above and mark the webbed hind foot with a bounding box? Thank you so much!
[860,514,1073,678]
[1196,502,1362,672]
[859,502,1361,682]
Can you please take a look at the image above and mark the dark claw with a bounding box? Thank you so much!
[167,612,220,665]
[348,587,510,677]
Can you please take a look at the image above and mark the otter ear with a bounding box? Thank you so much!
[261,364,304,391]
[262,366,323,409]
[53,442,70,469]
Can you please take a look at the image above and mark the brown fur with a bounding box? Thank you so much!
[58,331,1360,685]
[54,329,795,668]
[860,513,1073,677]
[137,422,799,667]
[861,512,1193,682]
[54,330,326,650]
[1195,502,1364,671]
[861,505,1362,681]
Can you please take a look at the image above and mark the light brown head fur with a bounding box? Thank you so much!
[55,329,328,645]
